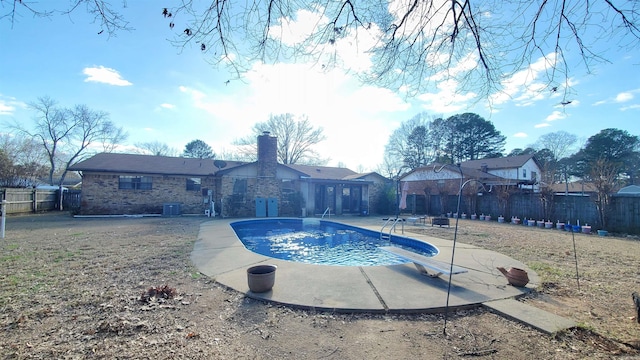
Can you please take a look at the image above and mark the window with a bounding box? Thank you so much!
[522,169,527,178]
[232,178,247,202]
[186,177,201,191]
[119,176,152,190]
[281,179,295,194]
[233,178,247,194]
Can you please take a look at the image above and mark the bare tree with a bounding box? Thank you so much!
[98,122,129,153]
[384,112,435,174]
[235,114,327,165]
[134,141,179,157]
[0,134,49,187]
[15,96,127,186]
[534,131,578,161]
[589,158,620,229]
[3,1,639,98]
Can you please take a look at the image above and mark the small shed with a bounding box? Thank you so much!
[617,185,640,195]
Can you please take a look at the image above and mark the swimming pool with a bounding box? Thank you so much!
[230,218,439,266]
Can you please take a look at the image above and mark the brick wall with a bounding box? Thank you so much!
[79,173,215,215]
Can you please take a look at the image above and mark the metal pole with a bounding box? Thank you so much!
[1,200,6,239]
[442,164,463,335]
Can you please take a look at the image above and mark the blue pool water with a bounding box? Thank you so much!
[230,218,439,266]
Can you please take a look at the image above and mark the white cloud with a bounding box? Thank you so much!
[83,66,132,86]
[545,110,566,121]
[621,104,640,111]
[615,92,633,102]
[0,102,15,115]
[513,132,528,138]
[417,79,477,113]
[160,103,175,110]
[489,54,558,106]
[534,123,551,129]
[0,95,26,116]
[176,61,410,170]
[269,8,328,46]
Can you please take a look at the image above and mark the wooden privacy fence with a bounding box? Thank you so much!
[402,191,640,235]
[0,188,66,214]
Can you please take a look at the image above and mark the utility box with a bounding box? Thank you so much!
[267,198,278,217]
[162,202,181,216]
[255,198,267,217]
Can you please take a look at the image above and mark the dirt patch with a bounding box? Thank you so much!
[1,213,639,359]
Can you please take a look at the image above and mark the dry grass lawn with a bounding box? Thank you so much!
[0,212,639,359]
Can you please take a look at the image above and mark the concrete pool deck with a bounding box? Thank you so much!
[191,217,575,333]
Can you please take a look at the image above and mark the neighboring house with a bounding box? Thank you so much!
[400,154,544,195]
[69,132,387,216]
[548,181,598,196]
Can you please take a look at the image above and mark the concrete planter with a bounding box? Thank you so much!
[247,264,277,293]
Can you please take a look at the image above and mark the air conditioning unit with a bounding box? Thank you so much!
[162,202,181,216]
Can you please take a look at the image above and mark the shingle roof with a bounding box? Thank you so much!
[69,153,246,176]
[407,163,503,182]
[283,164,359,180]
[461,154,535,170]
[548,182,598,193]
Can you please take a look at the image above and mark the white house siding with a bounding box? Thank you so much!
[403,168,462,181]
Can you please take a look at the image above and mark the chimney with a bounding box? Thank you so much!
[257,131,277,177]
[481,163,488,172]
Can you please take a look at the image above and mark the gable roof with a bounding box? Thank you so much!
[283,164,359,180]
[404,163,504,182]
[461,154,537,170]
[69,153,246,176]
[547,181,598,194]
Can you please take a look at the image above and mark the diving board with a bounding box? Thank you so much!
[380,246,468,278]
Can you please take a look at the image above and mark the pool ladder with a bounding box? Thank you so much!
[321,207,331,219]
[380,217,403,240]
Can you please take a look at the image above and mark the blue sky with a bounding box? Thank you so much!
[1,2,638,172]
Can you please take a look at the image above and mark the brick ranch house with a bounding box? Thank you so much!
[69,132,388,217]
